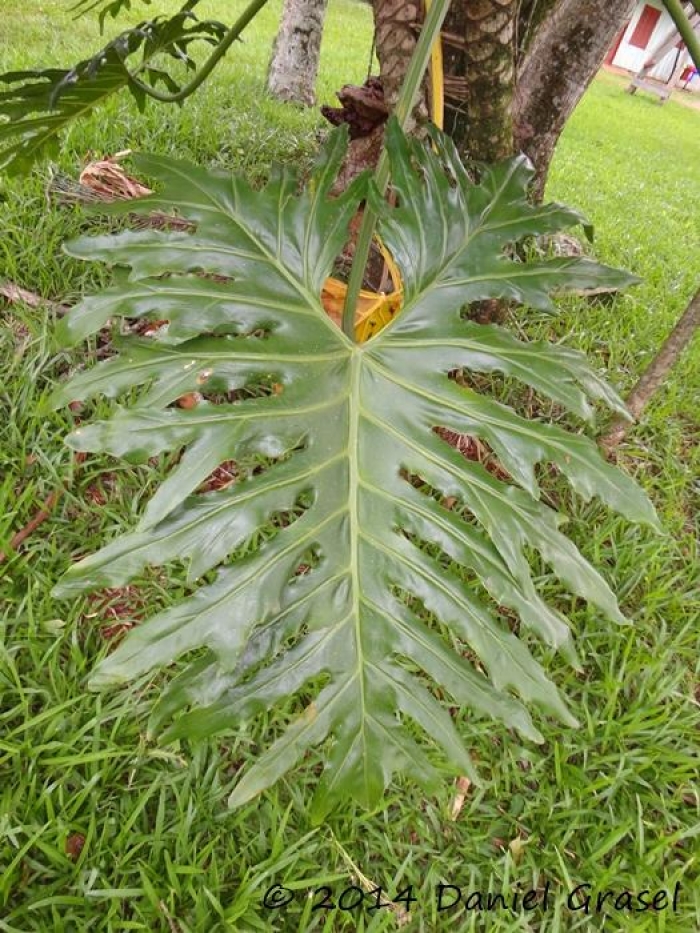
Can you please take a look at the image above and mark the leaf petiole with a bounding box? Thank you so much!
[341,0,452,338]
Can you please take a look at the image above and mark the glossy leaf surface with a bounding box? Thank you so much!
[53,123,656,816]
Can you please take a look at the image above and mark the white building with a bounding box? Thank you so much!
[606,0,699,88]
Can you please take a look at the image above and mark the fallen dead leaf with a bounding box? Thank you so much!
[86,584,144,640]
[176,392,202,410]
[508,835,526,864]
[435,427,511,481]
[65,833,85,861]
[79,153,152,201]
[198,460,239,493]
[0,281,69,315]
[449,775,472,821]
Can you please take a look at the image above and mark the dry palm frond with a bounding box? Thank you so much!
[47,153,194,231]
[79,152,152,201]
[0,280,69,315]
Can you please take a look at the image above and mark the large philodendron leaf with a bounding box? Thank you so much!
[53,123,657,818]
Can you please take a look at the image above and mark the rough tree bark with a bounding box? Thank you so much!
[442,0,517,163]
[514,0,638,200]
[515,0,562,58]
[372,0,637,190]
[267,0,329,107]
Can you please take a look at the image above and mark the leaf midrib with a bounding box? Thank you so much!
[347,349,372,801]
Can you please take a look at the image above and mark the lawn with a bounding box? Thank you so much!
[1,2,699,931]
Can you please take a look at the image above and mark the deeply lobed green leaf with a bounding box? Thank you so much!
[52,122,657,817]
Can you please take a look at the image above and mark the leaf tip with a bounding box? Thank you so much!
[227,782,257,811]
[87,661,128,691]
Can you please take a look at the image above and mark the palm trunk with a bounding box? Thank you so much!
[442,0,517,163]
[370,0,638,320]
[373,0,517,161]
[371,0,428,122]
[267,0,329,106]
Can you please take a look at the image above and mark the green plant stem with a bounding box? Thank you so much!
[662,0,700,72]
[128,0,271,104]
[341,0,452,339]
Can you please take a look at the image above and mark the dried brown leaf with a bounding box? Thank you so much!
[449,775,472,820]
[65,833,85,860]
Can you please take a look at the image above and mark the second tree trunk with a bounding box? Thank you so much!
[267,0,329,106]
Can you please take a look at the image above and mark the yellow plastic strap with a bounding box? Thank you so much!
[425,0,444,130]
[320,7,445,342]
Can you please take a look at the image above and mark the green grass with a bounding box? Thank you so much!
[1,3,700,931]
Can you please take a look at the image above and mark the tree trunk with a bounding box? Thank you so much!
[372,0,637,196]
[267,0,329,107]
[516,0,562,60]
[442,0,518,163]
[373,0,517,162]
[514,0,637,199]
[599,288,700,451]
